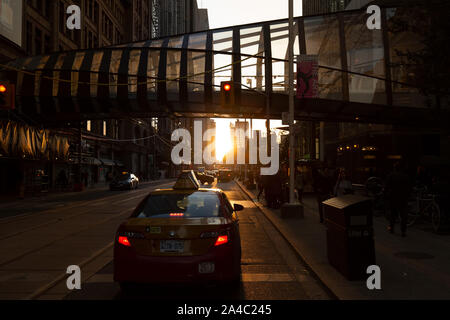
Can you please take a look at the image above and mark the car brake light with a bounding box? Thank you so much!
[214,235,228,246]
[170,213,184,217]
[118,236,131,247]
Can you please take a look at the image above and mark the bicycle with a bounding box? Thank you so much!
[407,186,441,233]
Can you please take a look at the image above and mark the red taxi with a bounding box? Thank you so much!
[113,171,243,290]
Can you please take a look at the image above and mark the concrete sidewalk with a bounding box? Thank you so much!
[236,180,450,300]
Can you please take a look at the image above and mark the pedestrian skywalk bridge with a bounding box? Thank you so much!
[1,5,448,127]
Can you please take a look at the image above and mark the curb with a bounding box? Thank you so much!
[235,179,339,300]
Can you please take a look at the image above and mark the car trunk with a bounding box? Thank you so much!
[121,217,231,257]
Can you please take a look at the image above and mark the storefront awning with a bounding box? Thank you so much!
[74,157,102,165]
[100,158,115,166]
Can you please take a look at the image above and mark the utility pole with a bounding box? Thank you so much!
[280,0,303,219]
[288,0,295,204]
[153,133,156,180]
[78,120,83,189]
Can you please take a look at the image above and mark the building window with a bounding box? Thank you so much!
[44,34,51,53]
[59,4,65,33]
[26,22,33,55]
[35,28,42,55]
[87,120,91,131]
[94,2,99,24]
[103,121,107,136]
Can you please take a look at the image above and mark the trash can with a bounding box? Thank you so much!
[323,195,375,281]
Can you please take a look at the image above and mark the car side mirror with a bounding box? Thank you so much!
[233,204,244,212]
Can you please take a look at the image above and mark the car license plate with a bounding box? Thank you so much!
[198,262,215,274]
[160,240,184,253]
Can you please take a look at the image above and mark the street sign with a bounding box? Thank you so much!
[296,55,318,99]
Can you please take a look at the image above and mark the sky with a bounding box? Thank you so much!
[197,0,303,29]
[197,0,302,159]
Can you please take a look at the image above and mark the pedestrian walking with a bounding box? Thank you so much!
[257,174,265,201]
[313,167,334,223]
[385,162,412,237]
[266,171,282,208]
[295,169,304,203]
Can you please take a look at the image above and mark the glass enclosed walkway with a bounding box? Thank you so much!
[1,5,448,127]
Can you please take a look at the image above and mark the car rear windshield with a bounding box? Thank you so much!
[116,174,131,181]
[133,191,221,218]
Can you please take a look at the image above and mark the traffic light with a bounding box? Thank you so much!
[0,82,15,110]
[220,81,235,108]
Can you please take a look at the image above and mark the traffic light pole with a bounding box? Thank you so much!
[288,0,295,204]
[280,0,303,219]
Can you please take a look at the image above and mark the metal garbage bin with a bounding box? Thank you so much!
[323,195,376,281]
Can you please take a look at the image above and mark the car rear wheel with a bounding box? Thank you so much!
[224,269,241,290]
[119,282,135,294]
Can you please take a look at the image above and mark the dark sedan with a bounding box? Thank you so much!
[110,173,139,190]
[196,172,215,184]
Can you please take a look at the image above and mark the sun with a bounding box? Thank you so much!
[214,120,233,162]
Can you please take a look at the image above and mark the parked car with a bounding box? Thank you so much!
[218,169,233,182]
[110,172,139,190]
[196,171,215,184]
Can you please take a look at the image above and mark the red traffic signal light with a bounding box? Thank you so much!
[220,81,235,108]
[0,82,15,110]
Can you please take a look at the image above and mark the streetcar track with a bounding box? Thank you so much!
[0,195,140,241]
[27,242,114,300]
[0,189,143,223]
[0,210,131,268]
[0,181,174,224]
[0,182,173,240]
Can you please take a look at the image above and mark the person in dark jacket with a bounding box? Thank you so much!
[385,162,412,237]
[313,167,334,223]
[266,171,282,208]
[257,174,266,201]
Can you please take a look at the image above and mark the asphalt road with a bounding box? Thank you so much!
[61,180,331,300]
[0,180,175,299]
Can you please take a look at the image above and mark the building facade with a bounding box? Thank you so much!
[300,0,449,184]
[0,0,156,196]
[302,0,353,16]
[150,0,210,177]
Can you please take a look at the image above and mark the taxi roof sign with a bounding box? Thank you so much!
[173,170,201,190]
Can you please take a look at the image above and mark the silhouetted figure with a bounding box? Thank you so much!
[313,167,334,223]
[266,172,282,208]
[257,174,266,201]
[385,162,412,237]
[57,170,68,191]
[295,170,304,203]
[83,171,89,187]
[334,169,353,196]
